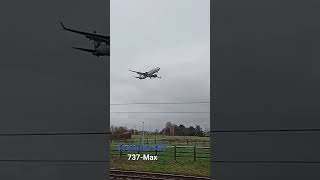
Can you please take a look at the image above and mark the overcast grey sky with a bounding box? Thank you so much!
[110,0,210,131]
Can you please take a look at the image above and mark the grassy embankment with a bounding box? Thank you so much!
[110,135,210,177]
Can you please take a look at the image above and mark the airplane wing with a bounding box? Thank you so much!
[129,69,145,75]
[72,47,96,53]
[60,20,109,44]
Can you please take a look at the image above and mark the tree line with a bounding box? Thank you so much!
[110,122,209,137]
[160,122,207,137]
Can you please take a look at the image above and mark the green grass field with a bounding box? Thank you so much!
[110,135,210,177]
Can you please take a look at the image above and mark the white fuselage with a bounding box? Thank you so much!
[136,67,160,79]
[146,67,160,76]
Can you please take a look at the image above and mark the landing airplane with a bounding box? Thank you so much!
[60,20,109,57]
[129,67,161,79]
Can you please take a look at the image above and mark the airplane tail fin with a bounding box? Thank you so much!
[59,20,66,30]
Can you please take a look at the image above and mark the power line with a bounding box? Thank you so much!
[111,112,210,114]
[0,160,109,163]
[0,132,110,136]
[109,101,211,105]
[211,128,320,133]
[211,160,320,164]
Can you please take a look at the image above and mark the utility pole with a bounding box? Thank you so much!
[142,122,145,145]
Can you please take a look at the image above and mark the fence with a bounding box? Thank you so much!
[110,145,210,162]
[111,137,210,147]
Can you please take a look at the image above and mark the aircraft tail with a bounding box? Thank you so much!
[60,20,66,30]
